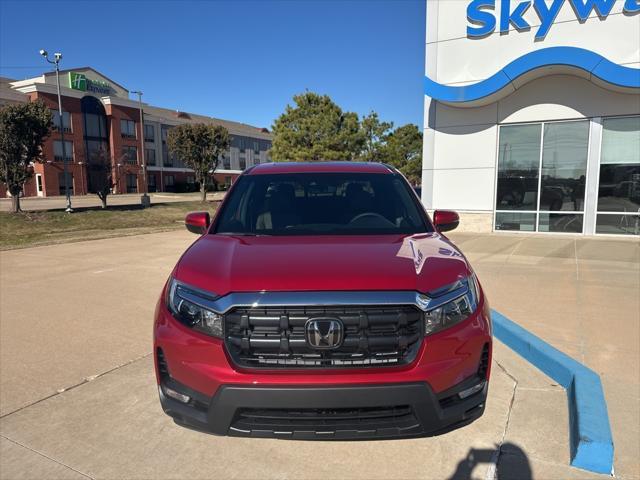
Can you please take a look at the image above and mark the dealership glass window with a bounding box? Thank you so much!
[121,146,137,164]
[496,124,541,212]
[120,119,136,139]
[52,110,72,133]
[540,121,588,212]
[53,140,73,162]
[596,116,640,235]
[538,213,583,233]
[145,148,156,166]
[144,124,155,142]
[495,212,536,231]
[495,120,590,233]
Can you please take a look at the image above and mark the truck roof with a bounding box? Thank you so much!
[246,161,395,175]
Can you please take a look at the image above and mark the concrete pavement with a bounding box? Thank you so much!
[0,230,638,479]
[449,232,639,479]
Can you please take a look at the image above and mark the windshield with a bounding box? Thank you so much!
[214,172,431,235]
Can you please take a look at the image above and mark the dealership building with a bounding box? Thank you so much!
[422,0,639,235]
[0,68,272,198]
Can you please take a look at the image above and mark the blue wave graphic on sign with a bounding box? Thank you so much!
[424,46,640,103]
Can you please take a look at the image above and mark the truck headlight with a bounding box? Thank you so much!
[167,279,223,338]
[423,274,479,336]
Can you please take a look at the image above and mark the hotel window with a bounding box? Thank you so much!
[148,174,157,192]
[239,155,246,170]
[121,146,138,165]
[52,110,72,133]
[144,124,155,142]
[126,174,138,193]
[53,140,73,162]
[120,119,136,139]
[161,125,171,142]
[164,175,175,190]
[145,148,156,166]
[596,116,640,235]
[58,172,74,195]
[494,120,589,233]
[186,175,195,184]
[222,153,231,170]
[84,112,107,138]
[162,145,173,167]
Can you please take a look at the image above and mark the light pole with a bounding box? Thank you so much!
[131,90,150,208]
[40,49,72,212]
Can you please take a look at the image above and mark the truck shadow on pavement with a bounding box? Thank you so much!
[447,443,532,480]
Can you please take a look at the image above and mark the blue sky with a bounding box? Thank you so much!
[0,0,425,130]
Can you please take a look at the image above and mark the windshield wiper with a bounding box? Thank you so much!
[218,232,271,236]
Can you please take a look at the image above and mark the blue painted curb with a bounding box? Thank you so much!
[491,310,614,475]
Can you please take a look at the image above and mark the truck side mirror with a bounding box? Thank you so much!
[185,211,210,235]
[433,210,459,232]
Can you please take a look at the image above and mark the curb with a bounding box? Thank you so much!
[491,310,614,475]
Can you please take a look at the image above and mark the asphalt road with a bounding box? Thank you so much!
[0,230,637,479]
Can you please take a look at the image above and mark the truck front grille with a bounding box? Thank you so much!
[224,305,423,368]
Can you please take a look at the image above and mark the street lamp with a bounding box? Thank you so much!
[131,90,150,208]
[40,49,72,213]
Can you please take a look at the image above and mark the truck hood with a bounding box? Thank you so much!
[175,233,471,296]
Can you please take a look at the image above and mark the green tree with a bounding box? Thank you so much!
[358,111,393,162]
[0,101,52,213]
[86,146,124,209]
[270,92,363,161]
[167,123,230,202]
[382,124,423,185]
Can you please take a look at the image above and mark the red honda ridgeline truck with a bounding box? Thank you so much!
[154,162,491,439]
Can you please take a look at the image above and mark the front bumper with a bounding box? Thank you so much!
[154,287,492,439]
[158,375,488,440]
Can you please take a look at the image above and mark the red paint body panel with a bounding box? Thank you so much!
[175,233,471,296]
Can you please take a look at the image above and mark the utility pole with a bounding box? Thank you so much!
[40,49,72,212]
[131,90,150,208]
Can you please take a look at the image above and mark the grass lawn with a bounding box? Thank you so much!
[0,201,218,250]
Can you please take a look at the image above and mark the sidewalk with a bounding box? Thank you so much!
[0,191,226,212]
[448,231,639,479]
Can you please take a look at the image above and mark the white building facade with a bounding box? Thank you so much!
[422,0,640,235]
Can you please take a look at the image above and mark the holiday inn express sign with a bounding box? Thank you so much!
[467,0,639,39]
[68,71,112,95]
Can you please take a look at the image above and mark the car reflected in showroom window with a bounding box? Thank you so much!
[596,116,640,236]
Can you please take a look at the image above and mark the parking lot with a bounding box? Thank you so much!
[0,231,638,479]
